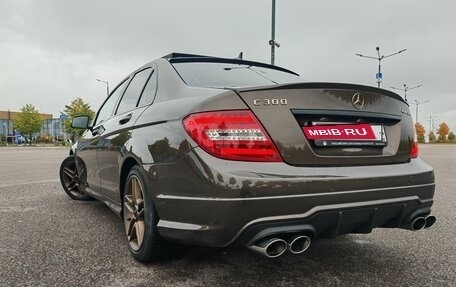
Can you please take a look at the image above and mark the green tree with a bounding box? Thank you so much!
[13,104,43,146]
[415,122,426,143]
[448,131,455,142]
[437,122,450,142]
[64,97,95,137]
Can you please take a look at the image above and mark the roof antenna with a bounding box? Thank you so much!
[236,52,243,60]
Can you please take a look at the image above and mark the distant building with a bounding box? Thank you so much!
[0,110,66,141]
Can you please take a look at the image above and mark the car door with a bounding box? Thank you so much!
[78,78,129,195]
[97,67,156,202]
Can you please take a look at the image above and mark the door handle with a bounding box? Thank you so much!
[119,114,132,125]
[92,125,105,136]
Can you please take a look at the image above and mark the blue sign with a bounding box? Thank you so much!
[60,114,68,120]
[376,72,383,79]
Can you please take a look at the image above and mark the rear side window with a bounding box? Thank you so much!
[172,62,305,88]
[116,68,152,115]
[137,70,157,107]
[94,79,128,126]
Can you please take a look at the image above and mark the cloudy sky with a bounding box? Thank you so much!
[1,0,455,131]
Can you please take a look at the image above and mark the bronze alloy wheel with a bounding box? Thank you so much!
[122,166,168,262]
[59,156,91,201]
[124,174,146,251]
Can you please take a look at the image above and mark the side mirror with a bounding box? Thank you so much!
[71,115,90,129]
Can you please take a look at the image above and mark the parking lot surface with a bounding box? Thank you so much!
[0,145,454,287]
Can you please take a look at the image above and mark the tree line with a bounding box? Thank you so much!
[10,98,94,146]
[415,122,455,143]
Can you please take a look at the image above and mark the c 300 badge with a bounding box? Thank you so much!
[253,98,288,106]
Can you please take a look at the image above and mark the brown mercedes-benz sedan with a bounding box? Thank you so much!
[60,53,436,262]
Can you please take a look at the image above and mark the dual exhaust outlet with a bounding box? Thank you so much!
[404,215,436,231]
[248,234,311,258]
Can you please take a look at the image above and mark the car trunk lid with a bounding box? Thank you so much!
[235,82,415,166]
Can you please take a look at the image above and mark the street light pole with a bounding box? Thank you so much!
[96,79,110,97]
[410,99,430,123]
[427,115,438,133]
[356,47,407,88]
[269,0,280,65]
[391,84,422,102]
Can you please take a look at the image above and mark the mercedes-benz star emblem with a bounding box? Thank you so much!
[352,92,365,109]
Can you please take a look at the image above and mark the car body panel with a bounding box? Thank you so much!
[152,148,434,246]
[97,107,147,201]
[76,130,102,193]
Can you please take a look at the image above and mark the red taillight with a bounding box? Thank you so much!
[183,110,282,162]
[411,139,419,158]
[411,126,419,158]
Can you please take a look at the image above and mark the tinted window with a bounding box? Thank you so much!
[138,70,157,107]
[116,68,152,115]
[172,62,305,88]
[94,79,128,126]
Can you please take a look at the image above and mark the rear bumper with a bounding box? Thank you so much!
[236,198,432,246]
[148,148,435,247]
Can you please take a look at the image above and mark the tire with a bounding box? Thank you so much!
[123,166,169,262]
[59,156,92,201]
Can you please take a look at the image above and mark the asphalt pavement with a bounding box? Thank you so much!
[0,145,454,287]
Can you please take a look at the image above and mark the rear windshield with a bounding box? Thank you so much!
[172,62,305,88]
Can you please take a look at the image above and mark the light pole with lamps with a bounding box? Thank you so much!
[391,84,422,102]
[356,47,407,88]
[96,79,110,97]
[410,99,430,123]
[426,115,438,135]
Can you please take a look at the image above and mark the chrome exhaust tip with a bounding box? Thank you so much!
[424,215,436,228]
[411,217,426,231]
[287,235,311,254]
[248,237,287,258]
[400,216,427,231]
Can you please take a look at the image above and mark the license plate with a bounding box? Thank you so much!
[302,124,387,147]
